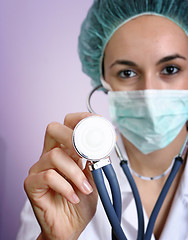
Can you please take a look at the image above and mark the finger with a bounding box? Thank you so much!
[42,122,75,155]
[42,113,95,155]
[30,147,93,195]
[64,112,94,130]
[25,169,80,204]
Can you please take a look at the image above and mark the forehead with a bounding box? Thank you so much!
[104,15,188,59]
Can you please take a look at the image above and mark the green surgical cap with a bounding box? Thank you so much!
[78,0,188,87]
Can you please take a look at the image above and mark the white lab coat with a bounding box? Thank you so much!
[16,136,188,240]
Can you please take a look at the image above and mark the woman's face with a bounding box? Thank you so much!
[104,15,188,91]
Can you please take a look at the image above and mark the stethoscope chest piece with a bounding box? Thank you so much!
[73,116,116,161]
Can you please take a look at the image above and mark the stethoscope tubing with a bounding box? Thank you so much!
[102,165,122,240]
[92,162,145,240]
[120,160,145,240]
[92,166,128,240]
[144,156,183,240]
[102,165,122,221]
[92,157,183,240]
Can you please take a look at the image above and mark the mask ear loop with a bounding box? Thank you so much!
[101,79,112,91]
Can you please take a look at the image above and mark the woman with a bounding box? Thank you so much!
[17,0,188,239]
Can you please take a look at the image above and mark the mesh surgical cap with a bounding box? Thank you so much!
[78,0,188,87]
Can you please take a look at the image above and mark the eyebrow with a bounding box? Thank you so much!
[156,54,187,65]
[109,54,187,69]
[110,60,137,68]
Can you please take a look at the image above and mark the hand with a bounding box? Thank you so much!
[24,112,98,240]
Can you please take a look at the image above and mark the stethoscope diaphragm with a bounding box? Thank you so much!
[73,116,116,161]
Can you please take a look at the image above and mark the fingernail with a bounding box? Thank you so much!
[82,179,93,194]
[71,193,80,204]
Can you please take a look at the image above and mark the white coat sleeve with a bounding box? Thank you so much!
[16,199,40,240]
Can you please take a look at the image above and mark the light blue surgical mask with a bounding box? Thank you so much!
[108,90,188,154]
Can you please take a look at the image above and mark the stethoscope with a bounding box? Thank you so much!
[72,85,188,240]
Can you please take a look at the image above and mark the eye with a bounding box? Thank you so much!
[161,65,180,75]
[118,69,136,78]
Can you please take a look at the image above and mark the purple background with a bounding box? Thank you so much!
[0,1,109,239]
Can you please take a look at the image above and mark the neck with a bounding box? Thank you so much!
[122,125,187,178]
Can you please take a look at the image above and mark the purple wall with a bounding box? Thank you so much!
[0,1,109,239]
